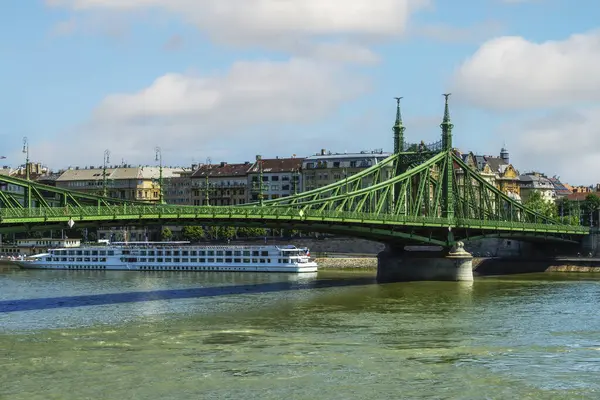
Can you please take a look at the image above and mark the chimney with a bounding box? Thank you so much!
[191,163,198,170]
[321,149,326,155]
[220,162,227,167]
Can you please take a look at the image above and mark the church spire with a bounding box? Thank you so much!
[393,97,406,154]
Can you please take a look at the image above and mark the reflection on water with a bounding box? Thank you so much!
[1,269,600,399]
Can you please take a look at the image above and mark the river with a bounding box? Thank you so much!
[1,268,600,399]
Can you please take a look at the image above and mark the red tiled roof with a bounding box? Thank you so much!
[248,157,303,174]
[567,192,600,202]
[191,163,252,178]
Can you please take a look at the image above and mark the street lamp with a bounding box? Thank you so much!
[22,137,31,208]
[102,149,110,197]
[155,147,164,204]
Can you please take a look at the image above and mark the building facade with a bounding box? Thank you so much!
[163,166,195,205]
[191,162,251,206]
[56,166,185,202]
[518,172,556,203]
[301,150,391,192]
[247,157,303,202]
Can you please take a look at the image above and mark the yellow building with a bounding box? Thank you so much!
[461,148,520,197]
[56,166,185,202]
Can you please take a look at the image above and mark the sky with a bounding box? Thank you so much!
[1,0,599,185]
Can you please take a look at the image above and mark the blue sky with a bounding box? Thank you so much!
[1,0,599,184]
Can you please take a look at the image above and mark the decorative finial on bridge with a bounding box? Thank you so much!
[394,96,403,125]
[442,93,451,123]
[440,93,454,151]
[393,96,406,154]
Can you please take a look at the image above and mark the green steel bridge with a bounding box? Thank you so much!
[0,95,589,247]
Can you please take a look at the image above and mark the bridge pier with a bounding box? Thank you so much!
[377,242,473,282]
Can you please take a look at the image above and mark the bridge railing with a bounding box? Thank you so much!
[0,205,589,234]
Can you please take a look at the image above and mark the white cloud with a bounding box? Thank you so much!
[42,58,370,168]
[453,30,600,110]
[502,107,600,184]
[47,0,429,44]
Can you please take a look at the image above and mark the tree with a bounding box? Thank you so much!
[583,193,600,227]
[205,226,236,241]
[181,226,205,242]
[237,227,268,237]
[523,190,557,218]
[161,227,173,241]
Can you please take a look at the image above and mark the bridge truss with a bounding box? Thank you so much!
[0,95,589,245]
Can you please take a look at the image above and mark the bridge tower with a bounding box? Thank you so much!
[440,94,454,223]
[393,97,407,215]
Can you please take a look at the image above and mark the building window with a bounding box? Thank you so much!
[272,176,279,181]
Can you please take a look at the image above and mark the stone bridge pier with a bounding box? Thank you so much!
[377,242,474,282]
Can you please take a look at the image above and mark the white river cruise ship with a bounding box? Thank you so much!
[15,242,318,273]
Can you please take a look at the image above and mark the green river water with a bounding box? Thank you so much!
[1,268,600,399]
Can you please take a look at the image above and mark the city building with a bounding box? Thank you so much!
[190,162,251,206]
[301,149,392,192]
[163,165,196,205]
[548,177,572,200]
[55,165,185,202]
[0,237,80,257]
[461,147,520,197]
[248,156,303,202]
[518,172,556,203]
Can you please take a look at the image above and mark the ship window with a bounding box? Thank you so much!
[173,251,180,256]
[76,250,83,255]
[174,258,180,263]
[157,258,163,262]
[122,250,130,255]
[198,251,205,256]
[243,251,250,256]
[205,258,212,262]
[61,257,67,261]
[68,257,74,262]
[76,257,82,262]
[91,250,98,256]
[99,251,106,256]
[234,251,241,256]
[148,251,155,256]
[164,251,171,256]
[216,251,224,256]
[68,250,75,255]
[140,251,146,256]
[216,258,223,263]
[182,251,189,256]
[84,258,90,262]
[190,258,197,263]
[208,251,214,256]
[252,251,259,257]
[84,250,90,255]
[100,258,106,262]
[260,259,265,263]
[147,258,154,262]
[261,251,268,257]
[234,259,241,263]
[252,259,258,263]
[165,258,171,262]
[225,251,232,256]
[108,251,115,256]
[181,258,189,263]
[157,251,163,256]
[225,258,232,263]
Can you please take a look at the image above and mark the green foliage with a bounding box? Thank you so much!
[237,227,267,237]
[161,227,173,241]
[181,226,205,242]
[523,190,557,218]
[205,226,236,241]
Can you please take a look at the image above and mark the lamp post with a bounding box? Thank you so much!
[254,155,266,206]
[155,147,164,204]
[22,137,31,208]
[102,149,110,197]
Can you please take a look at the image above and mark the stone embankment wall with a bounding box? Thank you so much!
[314,257,377,269]
[287,237,385,255]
